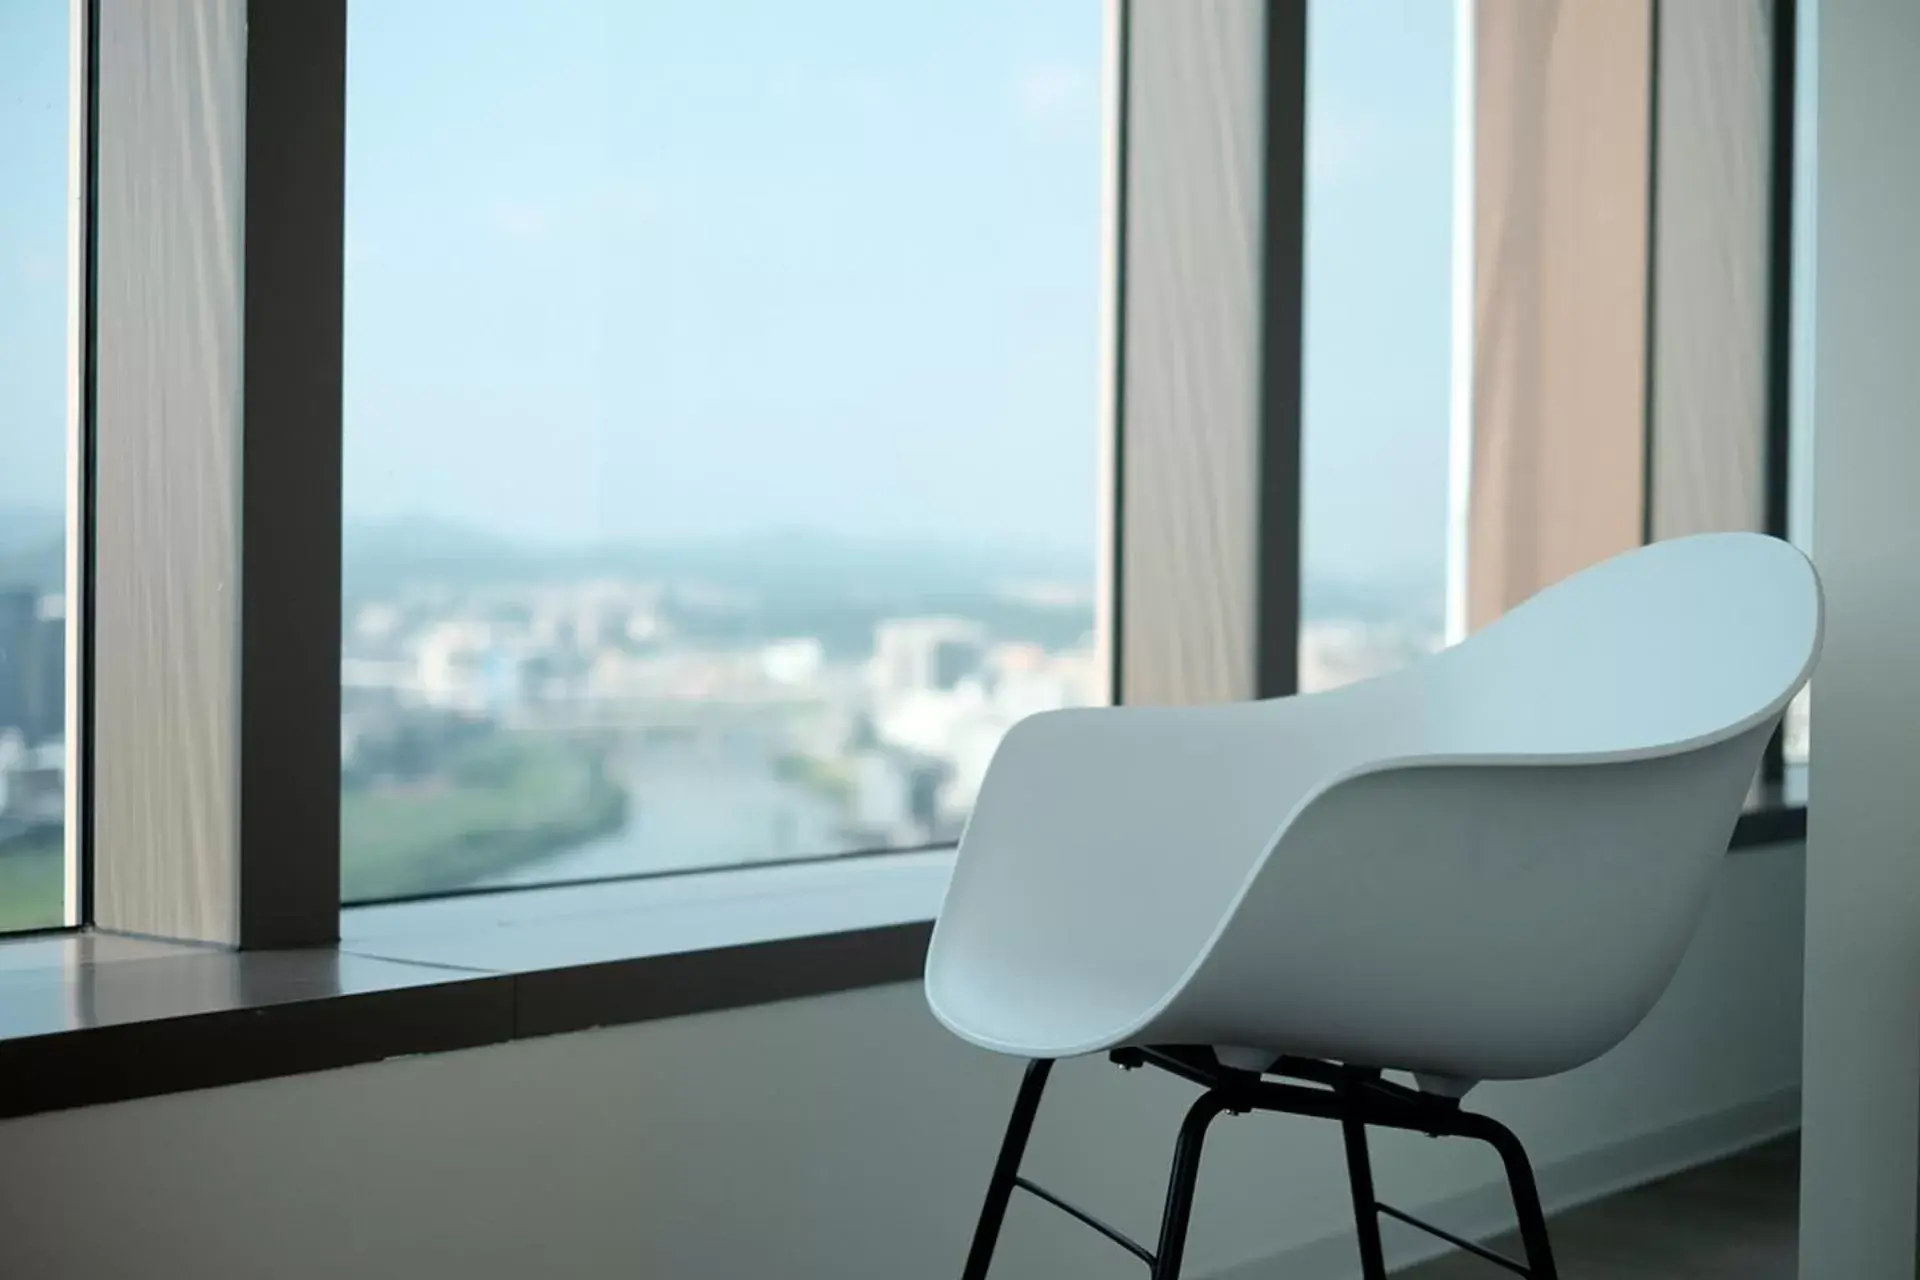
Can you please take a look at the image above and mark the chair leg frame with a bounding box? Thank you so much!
[961,1057,1054,1280]
[959,1048,1559,1280]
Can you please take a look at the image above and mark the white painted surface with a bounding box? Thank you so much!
[1799,0,1920,1274]
[932,535,1816,1079]
[0,845,1802,1279]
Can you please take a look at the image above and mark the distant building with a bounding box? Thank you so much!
[0,590,34,737]
[26,596,63,745]
[871,618,986,696]
[761,638,824,688]
[0,731,63,827]
[850,751,911,836]
[874,680,987,759]
[412,619,496,712]
[0,590,63,745]
[351,602,404,643]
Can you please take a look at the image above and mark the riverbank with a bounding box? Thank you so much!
[0,833,62,932]
[342,734,629,902]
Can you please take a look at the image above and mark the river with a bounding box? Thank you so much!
[473,729,853,889]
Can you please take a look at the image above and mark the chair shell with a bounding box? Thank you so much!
[926,533,1822,1085]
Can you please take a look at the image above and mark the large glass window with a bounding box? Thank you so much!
[1298,0,1455,694]
[0,0,72,932]
[1304,0,1796,739]
[341,0,1105,901]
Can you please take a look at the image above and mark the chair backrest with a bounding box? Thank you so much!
[1154,533,1821,1079]
[1387,531,1821,762]
[926,534,1820,1078]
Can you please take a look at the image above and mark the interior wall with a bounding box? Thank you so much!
[1799,0,1920,1273]
[0,845,1802,1280]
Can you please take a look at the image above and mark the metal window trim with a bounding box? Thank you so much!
[1253,0,1308,701]
[63,0,100,930]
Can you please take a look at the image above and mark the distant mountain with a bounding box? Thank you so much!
[343,518,1093,601]
[343,518,1097,656]
[1301,573,1443,629]
[2,505,1431,638]
[343,517,529,590]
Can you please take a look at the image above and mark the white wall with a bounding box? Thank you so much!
[1799,0,1920,1274]
[0,844,1802,1280]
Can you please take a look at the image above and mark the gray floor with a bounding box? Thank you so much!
[1396,1137,1798,1279]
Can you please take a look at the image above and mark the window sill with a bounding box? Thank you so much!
[0,850,950,1121]
[0,798,1805,1124]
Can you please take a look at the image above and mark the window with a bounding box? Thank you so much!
[1298,0,1455,694]
[1301,0,1800,749]
[4,0,1797,962]
[0,0,73,932]
[339,0,1106,901]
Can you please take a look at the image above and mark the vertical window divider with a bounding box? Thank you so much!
[1254,0,1308,701]
[90,0,345,947]
[1761,0,1799,789]
[1098,0,1131,710]
[64,0,100,929]
[1113,0,1306,707]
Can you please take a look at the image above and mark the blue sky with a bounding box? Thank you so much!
[1303,0,1454,599]
[0,0,68,523]
[343,0,1105,557]
[1,0,1454,590]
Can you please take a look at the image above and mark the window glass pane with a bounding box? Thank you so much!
[341,0,1105,901]
[1298,0,1454,692]
[0,0,71,932]
[1308,1,1801,810]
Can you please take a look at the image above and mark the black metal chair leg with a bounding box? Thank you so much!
[1151,1090,1232,1280]
[1477,1119,1559,1280]
[1341,1109,1389,1280]
[961,1058,1054,1280]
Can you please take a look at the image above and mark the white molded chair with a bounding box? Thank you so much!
[928,533,1821,1280]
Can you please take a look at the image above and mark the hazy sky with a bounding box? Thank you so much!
[0,0,1453,585]
[0,0,68,524]
[1303,0,1454,596]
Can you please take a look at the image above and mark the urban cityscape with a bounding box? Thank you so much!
[0,516,1812,916]
[336,528,1108,899]
[334,535,1449,901]
[0,512,1460,913]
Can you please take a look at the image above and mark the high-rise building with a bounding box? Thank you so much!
[870,618,986,697]
[0,589,37,738]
